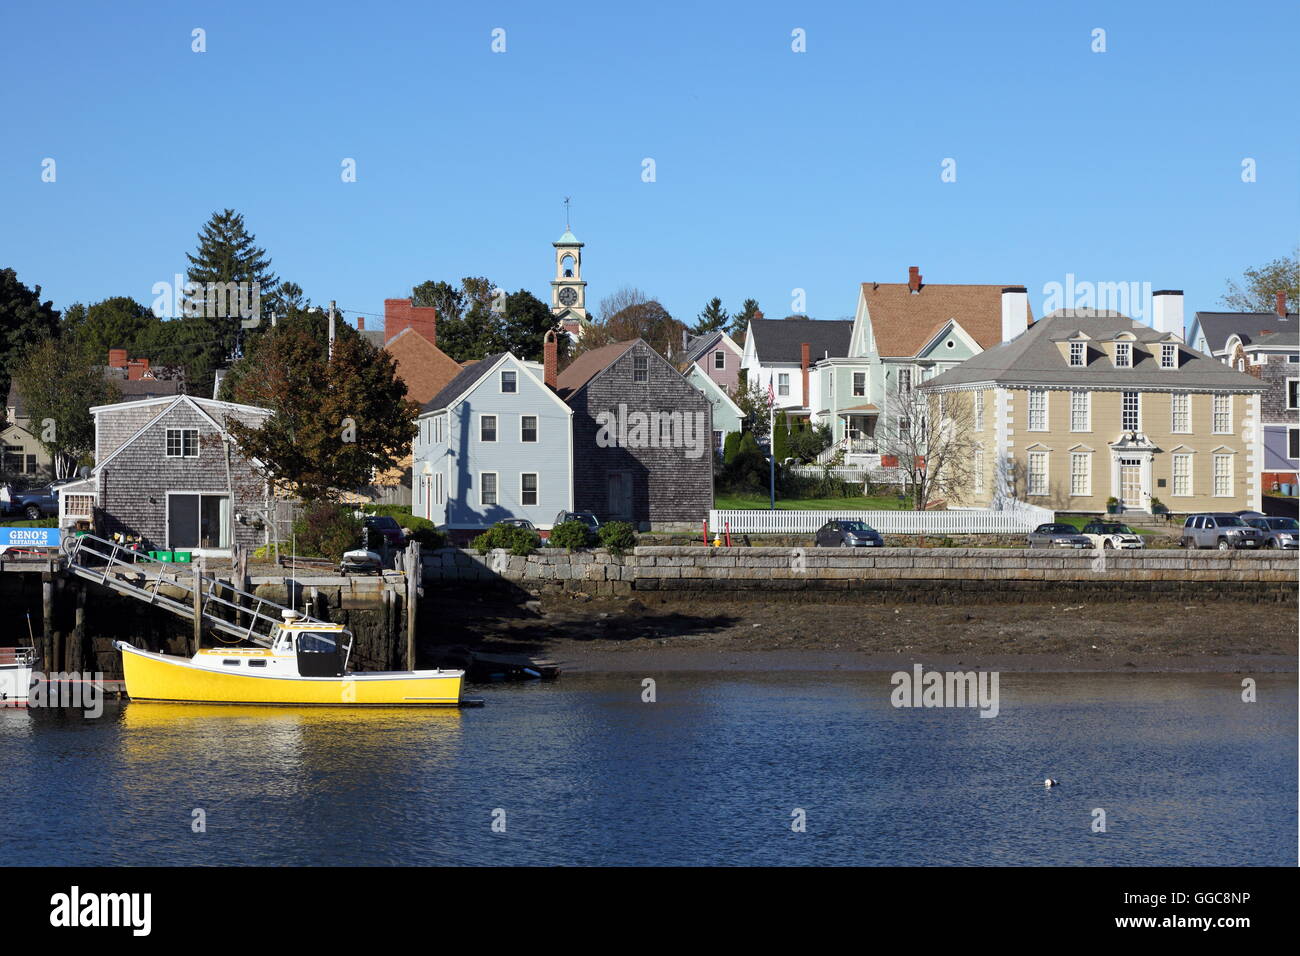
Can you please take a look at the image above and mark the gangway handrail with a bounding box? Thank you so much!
[61,531,339,648]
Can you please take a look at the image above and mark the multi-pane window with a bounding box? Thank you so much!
[973,392,984,431]
[1161,343,1177,369]
[1070,390,1089,431]
[1170,393,1190,433]
[1212,454,1232,496]
[898,368,912,393]
[973,445,985,493]
[521,415,538,443]
[713,350,725,370]
[1114,342,1132,368]
[500,370,517,393]
[777,373,790,396]
[1069,453,1090,497]
[1069,341,1085,367]
[1212,393,1231,433]
[1172,454,1192,496]
[1121,391,1140,431]
[1027,451,1048,496]
[480,472,498,506]
[165,428,199,458]
[1027,389,1047,431]
[633,356,649,383]
[852,372,866,397]
[480,415,497,442]
[521,473,538,506]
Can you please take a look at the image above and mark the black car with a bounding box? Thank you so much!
[814,519,883,548]
[363,515,406,549]
[1026,523,1092,549]
[554,511,600,532]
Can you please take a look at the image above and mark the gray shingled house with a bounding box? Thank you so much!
[57,394,272,556]
[555,339,713,528]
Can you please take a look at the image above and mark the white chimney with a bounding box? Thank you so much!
[1152,290,1184,340]
[1000,286,1029,342]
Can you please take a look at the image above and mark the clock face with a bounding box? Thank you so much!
[558,287,578,307]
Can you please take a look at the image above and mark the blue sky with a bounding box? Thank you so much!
[2,0,1297,331]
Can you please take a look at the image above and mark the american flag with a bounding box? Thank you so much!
[767,381,775,408]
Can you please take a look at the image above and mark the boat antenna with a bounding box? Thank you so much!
[26,612,35,643]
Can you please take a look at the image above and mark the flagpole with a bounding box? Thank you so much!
[768,383,776,511]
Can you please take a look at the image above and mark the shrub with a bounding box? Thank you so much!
[548,520,592,551]
[406,526,447,549]
[471,522,539,556]
[719,432,770,492]
[292,503,365,558]
[597,521,637,555]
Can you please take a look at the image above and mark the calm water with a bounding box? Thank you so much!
[1,672,1294,866]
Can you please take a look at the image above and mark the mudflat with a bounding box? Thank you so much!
[426,591,1299,674]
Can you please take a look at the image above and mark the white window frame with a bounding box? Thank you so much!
[1288,426,1299,461]
[479,414,498,443]
[898,367,913,393]
[1069,452,1090,497]
[1212,393,1231,434]
[633,356,649,383]
[1027,451,1049,496]
[520,472,539,507]
[500,370,518,393]
[1212,454,1232,497]
[1121,391,1140,432]
[1027,389,1048,431]
[520,414,539,443]
[1114,342,1132,368]
[777,373,790,397]
[1069,390,1090,432]
[973,391,984,431]
[713,350,725,370]
[165,427,200,458]
[1287,378,1299,410]
[434,471,445,505]
[1069,341,1085,367]
[852,371,866,397]
[973,444,985,494]
[1160,343,1177,369]
[480,471,498,507]
[1171,453,1193,497]
[1170,393,1190,434]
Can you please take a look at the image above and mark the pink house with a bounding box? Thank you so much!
[680,330,743,393]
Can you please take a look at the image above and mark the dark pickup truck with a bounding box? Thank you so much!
[0,482,70,520]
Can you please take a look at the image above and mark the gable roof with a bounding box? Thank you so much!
[1244,329,1299,350]
[920,309,1266,391]
[91,395,270,473]
[860,282,1030,357]
[682,330,740,366]
[383,327,463,406]
[555,340,638,400]
[685,364,744,415]
[1192,311,1296,353]
[422,353,509,412]
[746,318,853,363]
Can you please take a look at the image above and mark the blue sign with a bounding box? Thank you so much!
[0,527,61,549]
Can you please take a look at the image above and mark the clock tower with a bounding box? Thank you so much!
[551,222,588,339]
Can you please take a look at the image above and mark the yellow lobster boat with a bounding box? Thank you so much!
[115,612,463,707]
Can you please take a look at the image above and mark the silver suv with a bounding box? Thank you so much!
[1243,516,1300,550]
[1180,513,1265,550]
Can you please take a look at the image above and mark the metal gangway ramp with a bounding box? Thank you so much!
[62,532,330,648]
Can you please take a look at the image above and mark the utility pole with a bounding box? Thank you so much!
[328,300,337,359]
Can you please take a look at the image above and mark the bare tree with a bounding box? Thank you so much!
[568,286,687,364]
[879,381,979,510]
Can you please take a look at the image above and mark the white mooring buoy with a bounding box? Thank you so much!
[1044,778,1059,788]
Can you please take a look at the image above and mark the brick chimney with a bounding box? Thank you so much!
[383,298,438,347]
[1277,290,1289,319]
[108,348,128,369]
[800,342,810,405]
[908,266,922,293]
[357,316,365,331]
[544,330,558,391]
[126,358,150,381]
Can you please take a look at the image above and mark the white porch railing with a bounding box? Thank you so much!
[709,505,1054,535]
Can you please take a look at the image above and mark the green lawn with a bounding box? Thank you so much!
[713,493,909,511]
[1052,514,1162,536]
[1,516,58,527]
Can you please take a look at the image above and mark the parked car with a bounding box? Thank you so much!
[1180,513,1265,550]
[814,519,883,548]
[1079,520,1145,549]
[0,483,61,520]
[554,511,600,533]
[1026,523,1092,549]
[498,518,538,531]
[1242,516,1299,550]
[363,515,406,549]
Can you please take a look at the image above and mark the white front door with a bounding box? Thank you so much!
[1120,459,1142,509]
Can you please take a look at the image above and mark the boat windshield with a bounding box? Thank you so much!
[296,631,340,653]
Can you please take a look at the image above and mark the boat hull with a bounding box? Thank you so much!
[0,663,34,704]
[116,643,463,706]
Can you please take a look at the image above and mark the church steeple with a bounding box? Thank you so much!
[551,202,587,327]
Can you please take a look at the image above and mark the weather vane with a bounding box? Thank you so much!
[563,196,571,231]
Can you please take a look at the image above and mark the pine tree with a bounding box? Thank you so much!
[691,297,729,335]
[728,298,761,340]
[183,209,280,392]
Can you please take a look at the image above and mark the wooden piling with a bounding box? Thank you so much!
[192,560,203,654]
[405,541,420,671]
[41,572,54,667]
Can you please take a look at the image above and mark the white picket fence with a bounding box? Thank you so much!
[709,504,1054,535]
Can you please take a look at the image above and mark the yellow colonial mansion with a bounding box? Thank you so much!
[919,299,1266,514]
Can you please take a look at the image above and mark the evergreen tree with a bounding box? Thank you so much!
[0,268,61,419]
[691,297,729,335]
[728,298,761,340]
[59,296,159,363]
[183,209,281,392]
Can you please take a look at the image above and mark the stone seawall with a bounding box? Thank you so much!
[423,546,1298,603]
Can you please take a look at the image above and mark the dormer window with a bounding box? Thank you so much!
[1069,342,1085,367]
[1161,343,1178,369]
[1114,342,1132,368]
